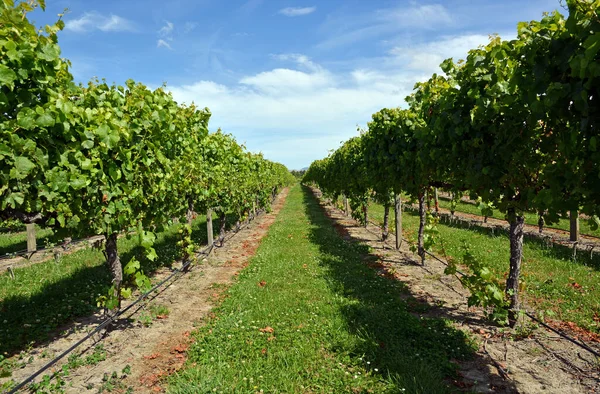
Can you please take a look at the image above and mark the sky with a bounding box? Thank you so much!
[31,0,564,170]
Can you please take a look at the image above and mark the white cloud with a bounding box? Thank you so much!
[158,21,174,37]
[166,31,498,168]
[279,6,316,17]
[389,33,513,75]
[271,53,321,72]
[65,12,135,33]
[240,68,333,95]
[157,39,173,50]
[167,55,412,168]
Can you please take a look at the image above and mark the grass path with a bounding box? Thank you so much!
[368,204,600,334]
[168,185,475,393]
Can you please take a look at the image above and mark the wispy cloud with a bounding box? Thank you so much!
[271,53,322,72]
[157,21,174,50]
[158,21,174,37]
[279,6,316,17]
[184,22,197,33]
[157,39,173,50]
[316,4,454,50]
[65,12,136,33]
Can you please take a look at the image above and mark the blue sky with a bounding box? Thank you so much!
[31,0,563,169]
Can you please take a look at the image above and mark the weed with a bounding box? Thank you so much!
[66,344,106,369]
[137,312,153,327]
[99,365,132,393]
[149,304,170,318]
[512,321,539,340]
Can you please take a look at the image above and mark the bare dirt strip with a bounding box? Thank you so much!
[314,190,600,394]
[2,188,288,394]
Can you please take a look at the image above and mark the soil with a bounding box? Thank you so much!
[315,189,600,394]
[1,189,288,394]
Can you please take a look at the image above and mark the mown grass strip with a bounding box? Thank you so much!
[369,204,600,334]
[168,185,475,394]
[434,197,600,238]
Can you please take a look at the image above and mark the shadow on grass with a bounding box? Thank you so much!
[0,213,240,357]
[301,186,517,393]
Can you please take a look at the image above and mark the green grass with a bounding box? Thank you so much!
[368,203,600,333]
[0,212,238,358]
[434,195,600,237]
[0,225,57,257]
[168,185,476,394]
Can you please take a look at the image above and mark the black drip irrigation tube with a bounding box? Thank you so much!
[524,312,600,359]
[5,201,273,394]
[324,195,600,361]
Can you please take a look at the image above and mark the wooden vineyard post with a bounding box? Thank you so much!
[207,209,214,246]
[382,204,390,241]
[105,233,122,309]
[417,193,426,265]
[26,223,36,253]
[344,196,349,216]
[506,210,525,327]
[570,210,579,242]
[394,194,402,249]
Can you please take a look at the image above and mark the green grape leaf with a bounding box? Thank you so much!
[36,113,55,127]
[17,109,36,130]
[0,65,17,87]
[120,287,132,299]
[12,156,36,179]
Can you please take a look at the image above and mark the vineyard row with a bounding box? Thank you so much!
[304,0,600,327]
